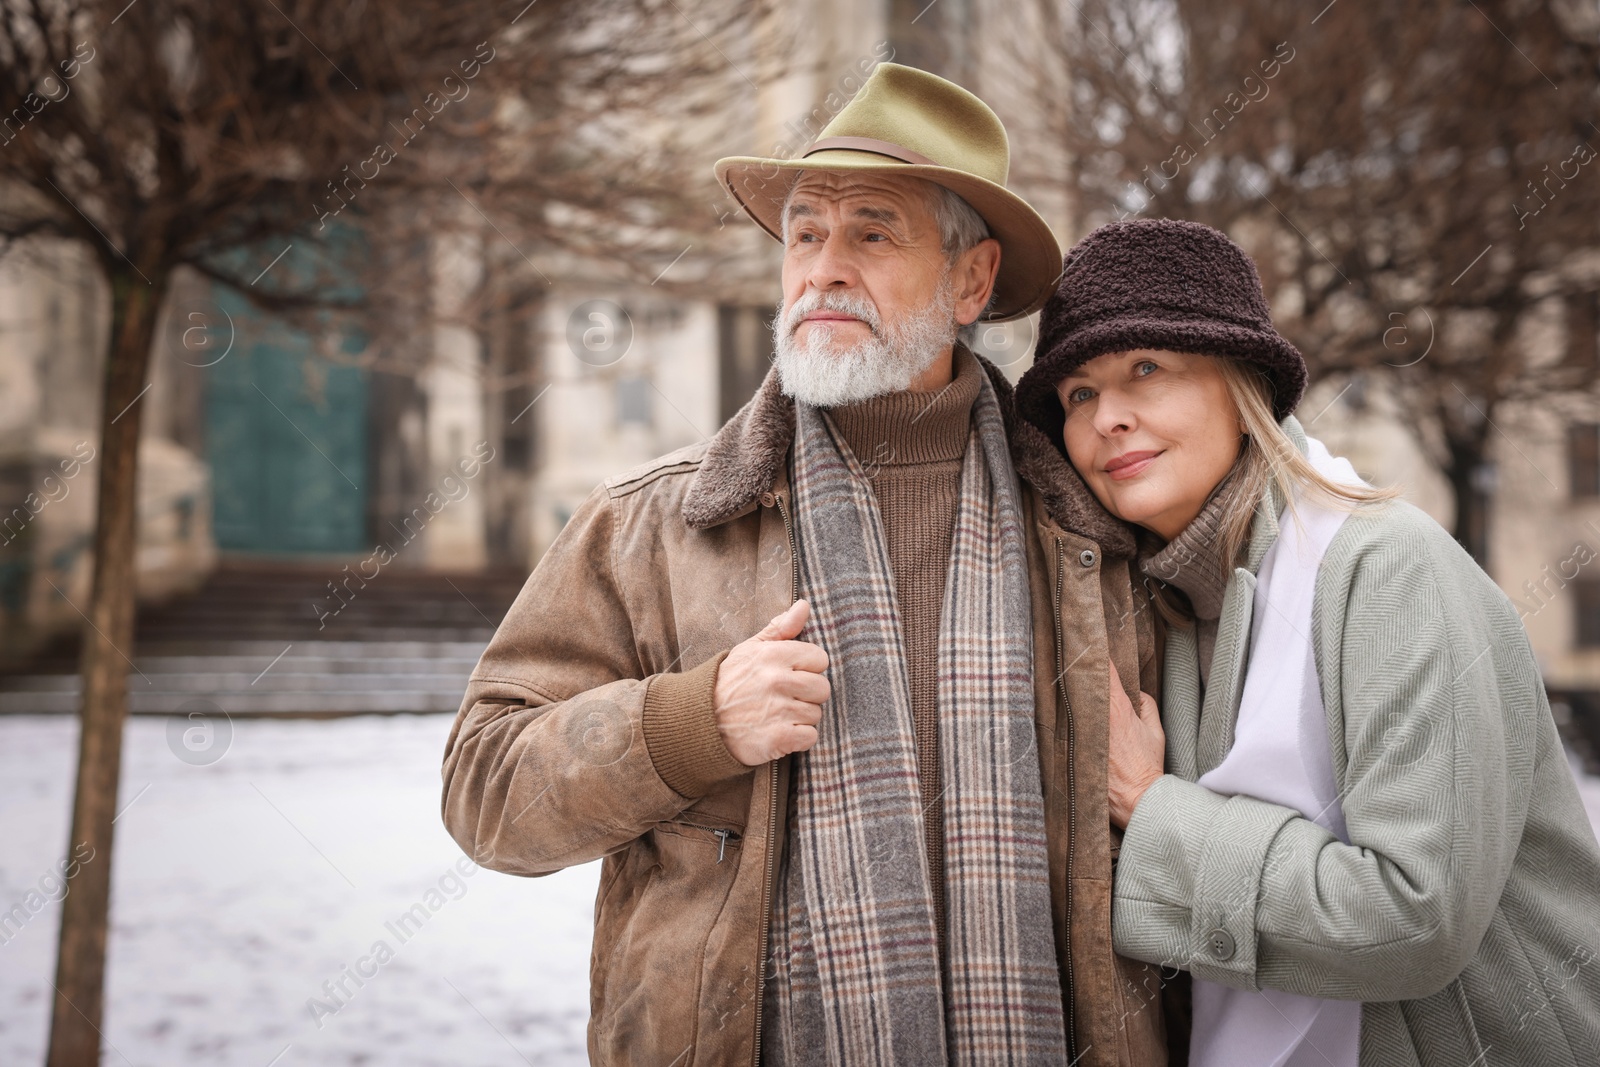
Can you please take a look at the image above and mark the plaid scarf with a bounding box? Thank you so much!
[762,370,1067,1065]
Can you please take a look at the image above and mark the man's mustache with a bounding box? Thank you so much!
[781,291,883,339]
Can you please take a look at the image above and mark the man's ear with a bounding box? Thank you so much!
[953,237,1002,326]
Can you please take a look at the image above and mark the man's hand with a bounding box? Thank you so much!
[1107,659,1165,829]
[714,599,830,766]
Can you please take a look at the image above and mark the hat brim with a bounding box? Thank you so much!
[1015,309,1309,453]
[713,149,1063,322]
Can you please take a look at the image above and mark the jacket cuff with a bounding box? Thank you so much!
[1112,775,1298,990]
[642,650,752,798]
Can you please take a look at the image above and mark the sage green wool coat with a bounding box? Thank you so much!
[1113,417,1600,1065]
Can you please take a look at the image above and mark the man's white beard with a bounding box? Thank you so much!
[772,273,960,407]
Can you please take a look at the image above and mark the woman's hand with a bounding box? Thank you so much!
[1107,659,1165,829]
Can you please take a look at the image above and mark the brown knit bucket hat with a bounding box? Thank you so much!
[1015,218,1307,452]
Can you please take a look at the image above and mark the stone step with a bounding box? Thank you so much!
[133,640,491,658]
[3,564,518,715]
[140,626,496,643]
[162,607,513,619]
[128,566,522,645]
[0,688,471,715]
[0,653,483,677]
[0,669,479,693]
[0,639,492,717]
[8,641,489,666]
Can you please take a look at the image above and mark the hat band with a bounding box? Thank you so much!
[802,136,937,167]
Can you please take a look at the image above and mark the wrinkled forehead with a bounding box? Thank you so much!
[784,170,939,227]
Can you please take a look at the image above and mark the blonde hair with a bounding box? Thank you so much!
[1148,358,1398,626]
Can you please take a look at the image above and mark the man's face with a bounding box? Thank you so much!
[772,172,975,406]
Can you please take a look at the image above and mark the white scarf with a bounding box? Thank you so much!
[1190,437,1366,1067]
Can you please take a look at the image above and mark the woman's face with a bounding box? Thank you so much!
[1055,349,1243,541]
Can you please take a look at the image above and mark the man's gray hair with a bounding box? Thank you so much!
[932,185,996,343]
[932,183,991,262]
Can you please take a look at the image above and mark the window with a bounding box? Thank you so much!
[615,377,652,426]
[718,306,774,424]
[1569,291,1599,372]
[1577,580,1600,648]
[1571,424,1600,500]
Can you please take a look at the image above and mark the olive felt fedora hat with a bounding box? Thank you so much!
[713,63,1063,322]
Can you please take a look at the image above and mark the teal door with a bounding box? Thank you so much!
[206,291,368,554]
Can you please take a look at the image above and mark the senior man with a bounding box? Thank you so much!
[442,63,1170,1066]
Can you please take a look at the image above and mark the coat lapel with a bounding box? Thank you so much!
[1195,568,1258,777]
[1160,624,1204,781]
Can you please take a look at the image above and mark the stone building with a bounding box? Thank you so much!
[1,0,1595,732]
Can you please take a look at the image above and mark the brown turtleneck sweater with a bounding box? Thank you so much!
[1139,466,1251,691]
[824,346,982,960]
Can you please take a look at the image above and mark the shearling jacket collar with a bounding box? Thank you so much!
[682,346,1137,558]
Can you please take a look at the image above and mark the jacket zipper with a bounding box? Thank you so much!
[776,490,799,603]
[1054,538,1078,1062]
[753,489,799,1064]
[668,819,740,862]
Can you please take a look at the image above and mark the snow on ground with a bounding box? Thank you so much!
[0,714,599,1067]
[3,713,1600,1067]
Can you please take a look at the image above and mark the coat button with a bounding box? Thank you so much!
[759,492,776,507]
[1207,928,1236,961]
[1078,549,1096,568]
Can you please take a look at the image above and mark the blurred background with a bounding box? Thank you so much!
[2,1,1599,1064]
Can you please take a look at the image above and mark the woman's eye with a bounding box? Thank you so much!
[1068,387,1094,404]
[1135,360,1159,376]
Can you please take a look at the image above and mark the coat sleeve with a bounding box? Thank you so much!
[440,483,752,877]
[1111,509,1537,1001]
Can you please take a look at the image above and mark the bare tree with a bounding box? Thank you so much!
[0,1,754,1061]
[1034,0,1600,561]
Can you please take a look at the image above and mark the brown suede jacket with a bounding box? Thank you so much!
[441,350,1173,1066]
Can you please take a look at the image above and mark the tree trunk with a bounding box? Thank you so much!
[45,264,167,1067]
[1445,432,1493,567]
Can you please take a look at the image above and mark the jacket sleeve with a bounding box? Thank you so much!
[1111,510,1536,1001]
[440,483,752,877]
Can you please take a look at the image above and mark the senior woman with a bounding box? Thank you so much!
[1014,218,1600,1067]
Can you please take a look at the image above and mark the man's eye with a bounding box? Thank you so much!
[864,232,887,242]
